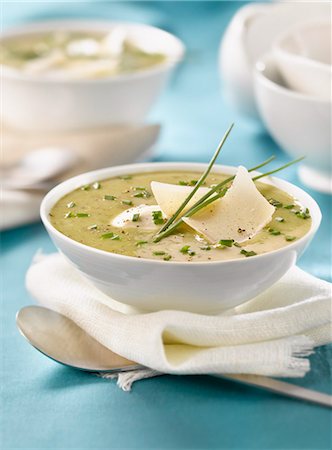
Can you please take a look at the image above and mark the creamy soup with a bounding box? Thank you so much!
[50,171,312,262]
[0,30,167,79]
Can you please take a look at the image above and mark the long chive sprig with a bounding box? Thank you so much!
[156,123,234,235]
[153,156,303,242]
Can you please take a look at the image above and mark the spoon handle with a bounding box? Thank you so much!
[213,373,332,408]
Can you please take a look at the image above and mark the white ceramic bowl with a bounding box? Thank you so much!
[254,54,332,194]
[40,162,321,314]
[1,20,185,131]
[273,21,331,99]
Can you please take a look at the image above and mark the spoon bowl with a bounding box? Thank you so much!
[16,305,140,372]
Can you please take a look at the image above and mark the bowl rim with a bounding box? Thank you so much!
[40,161,322,266]
[0,19,185,84]
[254,53,332,104]
[273,20,331,71]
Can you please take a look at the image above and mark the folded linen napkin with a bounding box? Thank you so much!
[1,124,160,231]
[26,253,332,389]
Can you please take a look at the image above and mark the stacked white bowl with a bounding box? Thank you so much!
[220,3,331,194]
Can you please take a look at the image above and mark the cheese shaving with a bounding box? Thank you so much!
[182,166,275,243]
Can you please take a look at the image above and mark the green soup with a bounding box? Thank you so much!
[0,30,167,78]
[50,171,311,262]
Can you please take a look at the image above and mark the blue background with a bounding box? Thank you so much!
[1,2,331,449]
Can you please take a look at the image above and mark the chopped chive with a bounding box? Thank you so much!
[88,224,98,230]
[119,175,132,180]
[190,180,198,186]
[132,213,140,222]
[104,195,116,201]
[200,245,211,251]
[285,235,296,241]
[163,254,172,261]
[67,201,76,208]
[268,228,281,236]
[133,186,145,190]
[101,232,120,240]
[240,249,257,257]
[179,180,189,186]
[92,182,101,190]
[233,242,241,248]
[219,239,234,247]
[269,198,283,208]
[76,213,90,218]
[152,210,165,225]
[136,240,148,246]
[275,217,285,222]
[81,184,91,191]
[284,204,295,209]
[295,208,310,219]
[180,245,190,254]
[153,251,166,256]
[180,245,196,256]
[122,200,133,206]
[64,212,75,218]
[133,190,151,198]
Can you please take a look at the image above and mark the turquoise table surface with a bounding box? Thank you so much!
[1,2,331,449]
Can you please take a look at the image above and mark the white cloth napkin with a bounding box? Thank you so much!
[26,253,332,388]
[1,124,160,231]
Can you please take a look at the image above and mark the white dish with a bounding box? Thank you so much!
[219,2,330,119]
[40,162,321,314]
[1,20,185,131]
[273,21,331,99]
[254,54,332,194]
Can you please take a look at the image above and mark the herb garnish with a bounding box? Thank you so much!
[152,210,165,225]
[200,245,211,251]
[269,198,283,208]
[285,235,296,241]
[92,182,101,190]
[136,240,148,246]
[153,251,166,256]
[163,254,172,261]
[284,204,295,209]
[275,217,285,222]
[153,154,304,243]
[88,224,98,230]
[133,190,151,198]
[119,175,132,180]
[295,208,310,219]
[219,239,234,247]
[180,245,196,256]
[268,228,281,236]
[65,212,89,218]
[155,123,234,238]
[67,201,76,208]
[132,213,140,222]
[122,200,133,206]
[81,184,91,191]
[104,195,116,201]
[101,232,120,240]
[240,249,257,257]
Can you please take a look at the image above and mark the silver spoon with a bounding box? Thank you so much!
[2,147,79,190]
[16,306,332,408]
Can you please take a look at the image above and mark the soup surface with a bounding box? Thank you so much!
[0,30,167,79]
[50,171,311,262]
